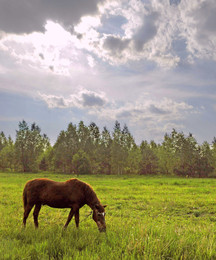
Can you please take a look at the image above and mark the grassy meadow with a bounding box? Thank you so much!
[1,172,216,259]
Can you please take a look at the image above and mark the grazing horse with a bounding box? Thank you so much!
[23,178,106,232]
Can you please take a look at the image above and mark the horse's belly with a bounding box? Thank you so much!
[43,198,73,208]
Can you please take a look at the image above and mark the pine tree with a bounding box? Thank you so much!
[88,122,100,174]
[111,121,124,174]
[0,135,15,171]
[99,127,112,174]
[15,121,49,172]
[139,141,158,175]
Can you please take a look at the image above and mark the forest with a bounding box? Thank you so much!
[0,120,216,177]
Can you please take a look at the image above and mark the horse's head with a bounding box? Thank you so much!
[93,204,107,232]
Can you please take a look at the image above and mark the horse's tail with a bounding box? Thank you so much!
[23,186,28,209]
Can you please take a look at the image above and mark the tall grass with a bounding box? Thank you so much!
[1,173,216,259]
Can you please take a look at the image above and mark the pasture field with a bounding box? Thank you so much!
[1,173,216,259]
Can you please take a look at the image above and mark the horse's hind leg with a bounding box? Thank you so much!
[23,204,34,227]
[33,204,41,228]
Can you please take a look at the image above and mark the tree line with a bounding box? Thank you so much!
[0,120,216,177]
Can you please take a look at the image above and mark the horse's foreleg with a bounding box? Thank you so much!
[33,204,41,228]
[23,204,33,227]
[64,208,74,228]
[75,209,79,228]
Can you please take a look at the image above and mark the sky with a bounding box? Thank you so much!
[0,0,215,145]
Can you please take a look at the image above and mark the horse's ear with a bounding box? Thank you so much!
[95,204,107,210]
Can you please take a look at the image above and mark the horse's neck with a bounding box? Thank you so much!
[87,199,100,210]
[85,190,100,210]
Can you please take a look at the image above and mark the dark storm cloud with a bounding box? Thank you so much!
[149,104,169,115]
[45,96,67,108]
[82,92,106,107]
[103,36,130,55]
[133,12,159,52]
[49,66,54,72]
[193,0,216,37]
[169,0,181,6]
[117,110,132,118]
[39,53,44,60]
[0,0,104,34]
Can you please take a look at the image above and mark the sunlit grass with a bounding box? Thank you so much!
[1,172,216,259]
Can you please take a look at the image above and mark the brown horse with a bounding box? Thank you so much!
[23,178,106,232]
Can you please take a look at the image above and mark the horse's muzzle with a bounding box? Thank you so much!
[99,226,106,232]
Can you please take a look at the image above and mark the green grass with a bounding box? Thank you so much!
[1,173,216,259]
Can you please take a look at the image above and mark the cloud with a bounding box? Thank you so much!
[148,104,169,115]
[1,0,216,69]
[39,95,67,108]
[82,91,106,107]
[180,0,216,61]
[103,36,130,56]
[0,0,105,34]
[85,96,195,143]
[95,0,216,66]
[133,12,159,52]
[94,97,194,124]
[193,0,216,36]
[39,89,107,109]
[169,0,181,6]
[79,0,181,67]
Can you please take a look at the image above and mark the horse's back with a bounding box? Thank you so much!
[23,178,84,208]
[23,179,59,204]
[25,178,57,186]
